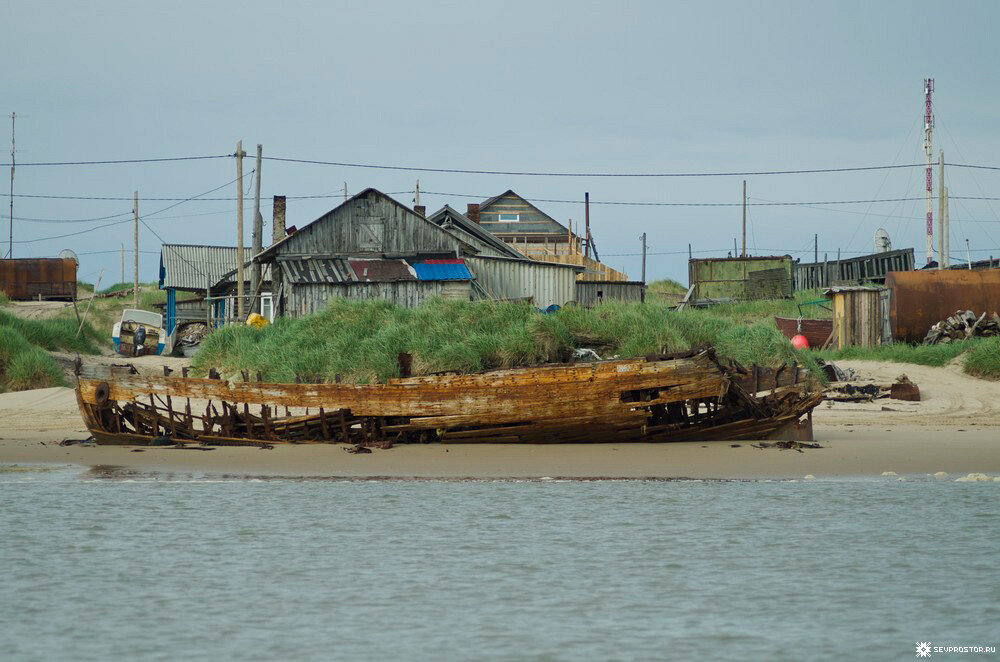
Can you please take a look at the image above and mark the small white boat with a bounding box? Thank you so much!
[113,309,165,357]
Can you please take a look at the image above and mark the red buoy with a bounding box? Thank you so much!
[791,334,810,350]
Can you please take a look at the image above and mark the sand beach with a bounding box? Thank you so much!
[0,360,996,479]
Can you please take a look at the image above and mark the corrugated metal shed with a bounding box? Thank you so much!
[466,255,580,308]
[412,259,472,281]
[160,244,255,292]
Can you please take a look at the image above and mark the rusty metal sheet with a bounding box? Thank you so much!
[886,269,1000,342]
[0,258,76,300]
[349,259,415,282]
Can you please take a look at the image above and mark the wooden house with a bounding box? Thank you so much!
[254,189,582,316]
[470,190,629,282]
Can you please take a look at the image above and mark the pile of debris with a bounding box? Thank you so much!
[923,310,1000,345]
[824,374,920,403]
[176,322,209,349]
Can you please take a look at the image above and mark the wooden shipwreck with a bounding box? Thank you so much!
[74,347,821,447]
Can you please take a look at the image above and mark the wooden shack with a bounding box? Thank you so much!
[688,256,792,302]
[825,286,887,349]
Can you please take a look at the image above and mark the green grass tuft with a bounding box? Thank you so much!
[0,326,65,391]
[815,339,979,367]
[962,337,1000,379]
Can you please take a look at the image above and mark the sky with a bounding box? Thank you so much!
[3,0,1000,286]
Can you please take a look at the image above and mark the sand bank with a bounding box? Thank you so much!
[0,361,996,479]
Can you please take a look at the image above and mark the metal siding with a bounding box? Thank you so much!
[285,280,453,316]
[465,256,577,308]
[161,245,256,291]
[576,281,646,306]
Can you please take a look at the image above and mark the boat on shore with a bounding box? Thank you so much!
[73,347,821,447]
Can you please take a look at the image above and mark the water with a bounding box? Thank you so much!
[2,466,998,661]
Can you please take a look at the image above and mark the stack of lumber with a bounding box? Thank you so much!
[922,310,1000,345]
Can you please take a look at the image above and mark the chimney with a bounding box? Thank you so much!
[272,196,286,244]
[414,205,426,217]
[466,203,480,224]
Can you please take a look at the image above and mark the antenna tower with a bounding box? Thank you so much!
[923,79,934,265]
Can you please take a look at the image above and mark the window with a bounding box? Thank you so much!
[498,213,520,222]
[260,292,274,321]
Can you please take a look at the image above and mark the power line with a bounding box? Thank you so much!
[0,210,133,223]
[0,154,230,167]
[264,156,929,177]
[13,171,254,244]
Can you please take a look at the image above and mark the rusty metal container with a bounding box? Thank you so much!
[0,258,77,301]
[886,269,1000,342]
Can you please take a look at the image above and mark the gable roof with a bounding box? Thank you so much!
[427,205,526,260]
[478,189,569,235]
[160,244,255,291]
[256,188,477,261]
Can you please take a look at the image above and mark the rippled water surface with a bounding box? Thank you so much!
[1,466,998,661]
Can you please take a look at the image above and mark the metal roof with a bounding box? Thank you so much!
[349,259,415,282]
[411,259,472,281]
[160,244,255,291]
[427,205,526,260]
[281,258,357,285]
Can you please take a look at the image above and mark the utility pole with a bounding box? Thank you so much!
[741,180,747,258]
[250,143,263,315]
[943,174,950,269]
[133,192,139,309]
[640,232,647,284]
[120,243,125,283]
[923,78,935,265]
[343,182,348,199]
[937,150,945,268]
[584,192,591,259]
[235,141,246,321]
[7,112,14,258]
[814,234,818,263]
[414,179,420,206]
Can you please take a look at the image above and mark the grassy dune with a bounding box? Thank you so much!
[0,310,102,391]
[193,298,811,384]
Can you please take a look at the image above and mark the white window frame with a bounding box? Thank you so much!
[497,213,520,222]
[260,292,274,322]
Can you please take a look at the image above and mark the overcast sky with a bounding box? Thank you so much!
[3,0,1000,285]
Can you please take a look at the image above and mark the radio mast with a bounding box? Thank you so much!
[923,78,934,265]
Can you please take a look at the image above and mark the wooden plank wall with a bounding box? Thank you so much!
[832,290,883,348]
[275,191,464,257]
[285,281,463,316]
[794,248,914,291]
